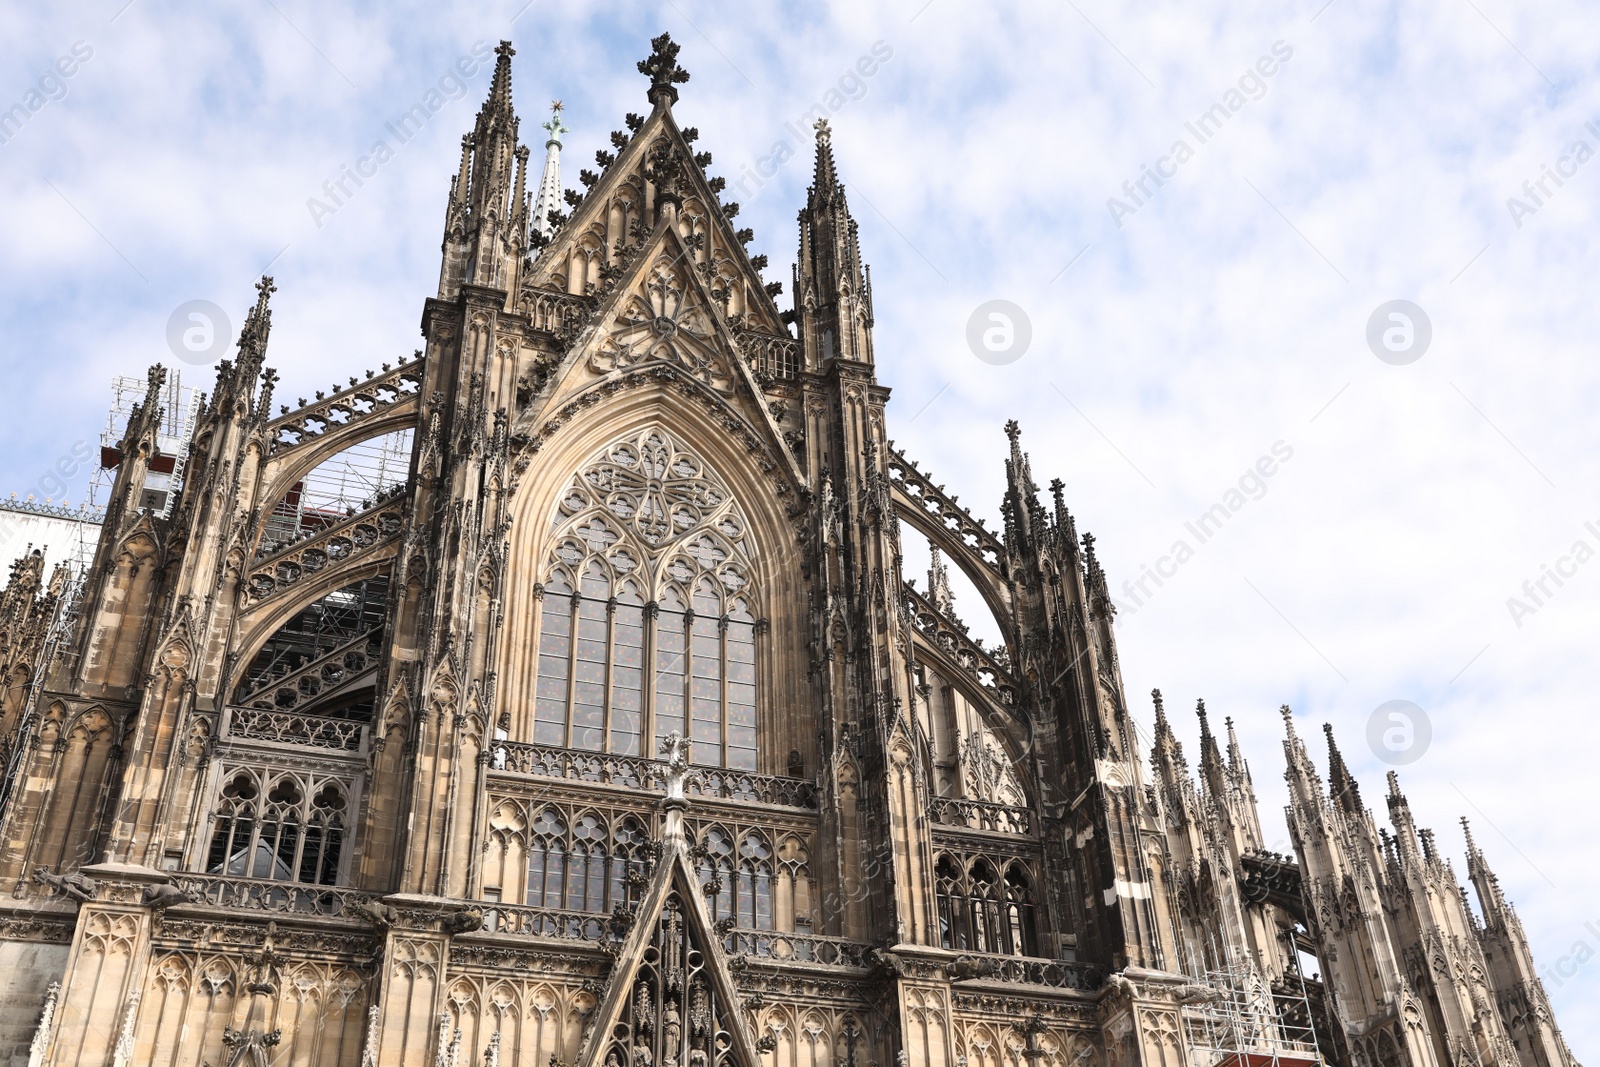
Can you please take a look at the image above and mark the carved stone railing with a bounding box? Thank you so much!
[255,487,406,561]
[226,706,368,753]
[886,446,1007,579]
[171,874,376,918]
[479,904,611,941]
[734,327,801,381]
[928,795,1035,837]
[490,741,817,809]
[949,953,1102,991]
[234,628,383,714]
[725,929,873,968]
[904,583,1019,709]
[245,503,404,606]
[266,356,424,454]
[519,285,594,338]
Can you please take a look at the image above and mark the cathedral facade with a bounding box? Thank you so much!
[0,35,1579,1067]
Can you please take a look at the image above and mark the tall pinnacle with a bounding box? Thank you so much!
[796,116,872,367]
[1152,688,1171,737]
[443,39,528,295]
[927,540,955,618]
[812,118,841,200]
[1323,723,1362,813]
[532,100,567,239]
[485,41,515,120]
[237,275,276,367]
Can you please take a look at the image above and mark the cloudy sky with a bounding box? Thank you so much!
[4,0,1598,1046]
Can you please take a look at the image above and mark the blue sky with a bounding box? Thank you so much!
[3,0,1598,1047]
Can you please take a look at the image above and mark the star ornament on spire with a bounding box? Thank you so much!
[542,99,569,141]
[638,32,690,107]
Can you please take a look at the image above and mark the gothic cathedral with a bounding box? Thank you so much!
[0,35,1579,1067]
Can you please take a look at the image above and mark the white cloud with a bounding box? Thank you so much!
[1,0,1596,1048]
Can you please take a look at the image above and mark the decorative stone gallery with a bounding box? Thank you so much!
[0,33,1577,1067]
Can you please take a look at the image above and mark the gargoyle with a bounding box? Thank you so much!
[441,908,483,935]
[1172,982,1222,1005]
[948,956,1000,981]
[32,867,96,903]
[352,900,401,929]
[142,883,198,911]
[865,944,907,978]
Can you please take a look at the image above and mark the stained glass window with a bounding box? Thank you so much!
[532,427,761,769]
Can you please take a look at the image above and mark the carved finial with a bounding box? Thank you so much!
[1280,704,1297,739]
[1003,419,1021,444]
[639,33,690,107]
[1460,816,1478,857]
[814,117,831,144]
[542,100,568,143]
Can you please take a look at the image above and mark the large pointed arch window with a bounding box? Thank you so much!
[533,427,760,770]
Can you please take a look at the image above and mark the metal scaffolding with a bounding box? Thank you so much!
[1181,964,1325,1067]
[90,371,200,519]
[259,428,413,552]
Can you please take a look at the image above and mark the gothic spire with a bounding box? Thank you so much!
[1461,817,1510,919]
[927,540,955,618]
[441,40,529,296]
[1224,715,1249,783]
[531,100,567,239]
[1002,420,1041,549]
[796,118,873,367]
[1323,722,1362,814]
[1196,699,1227,796]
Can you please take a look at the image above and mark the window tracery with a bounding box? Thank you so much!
[934,851,1037,957]
[524,807,650,913]
[534,427,760,769]
[204,769,348,885]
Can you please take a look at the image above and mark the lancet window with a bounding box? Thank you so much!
[693,825,775,931]
[523,807,651,911]
[533,427,760,769]
[204,769,348,885]
[934,852,1038,957]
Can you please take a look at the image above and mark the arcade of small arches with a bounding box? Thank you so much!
[482,800,813,934]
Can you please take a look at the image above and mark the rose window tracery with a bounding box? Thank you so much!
[587,258,734,394]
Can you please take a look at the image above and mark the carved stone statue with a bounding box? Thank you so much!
[353,900,401,929]
[662,996,681,1067]
[660,732,693,802]
[141,883,198,911]
[441,908,483,935]
[31,867,95,903]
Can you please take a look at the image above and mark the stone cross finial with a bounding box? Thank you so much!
[639,33,690,106]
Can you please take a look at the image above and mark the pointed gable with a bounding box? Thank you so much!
[518,214,805,495]
[580,784,765,1067]
[520,35,786,336]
